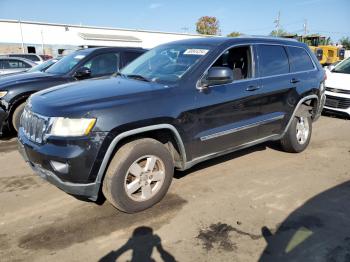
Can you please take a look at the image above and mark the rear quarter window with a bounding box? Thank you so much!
[288,47,315,72]
[257,45,289,77]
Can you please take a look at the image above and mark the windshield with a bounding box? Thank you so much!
[332,58,350,74]
[120,44,212,83]
[27,58,60,72]
[46,50,89,74]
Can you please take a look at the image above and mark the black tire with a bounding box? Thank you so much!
[11,102,26,132]
[280,115,312,153]
[102,138,174,213]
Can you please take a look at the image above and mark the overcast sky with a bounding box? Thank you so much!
[0,0,349,41]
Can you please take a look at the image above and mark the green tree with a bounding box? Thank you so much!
[227,32,242,37]
[196,16,220,35]
[340,37,350,49]
[269,29,290,37]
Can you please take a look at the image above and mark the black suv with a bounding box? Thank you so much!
[18,37,326,213]
[0,47,145,134]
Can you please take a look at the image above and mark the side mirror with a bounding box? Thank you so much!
[74,67,91,79]
[198,67,234,91]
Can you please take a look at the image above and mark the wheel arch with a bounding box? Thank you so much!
[7,93,33,130]
[95,124,187,185]
[282,94,319,137]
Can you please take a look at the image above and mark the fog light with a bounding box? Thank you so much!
[50,160,69,174]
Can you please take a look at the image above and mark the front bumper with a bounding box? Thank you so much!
[17,128,108,200]
[323,91,350,116]
[0,107,8,135]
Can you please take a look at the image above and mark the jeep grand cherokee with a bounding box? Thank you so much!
[18,37,326,213]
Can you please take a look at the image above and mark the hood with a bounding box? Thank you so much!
[325,70,350,90]
[0,72,58,89]
[30,76,170,116]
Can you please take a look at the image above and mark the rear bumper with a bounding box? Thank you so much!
[0,107,8,135]
[314,93,326,121]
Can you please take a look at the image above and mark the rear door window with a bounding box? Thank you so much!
[288,47,315,72]
[257,45,289,77]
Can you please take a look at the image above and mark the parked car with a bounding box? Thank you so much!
[18,37,326,213]
[0,47,146,133]
[324,57,350,116]
[4,53,45,64]
[0,57,36,76]
[0,57,63,78]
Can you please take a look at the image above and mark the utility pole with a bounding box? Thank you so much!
[19,19,25,53]
[274,11,281,36]
[303,19,308,36]
[40,29,45,55]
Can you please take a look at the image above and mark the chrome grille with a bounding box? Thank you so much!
[20,109,49,144]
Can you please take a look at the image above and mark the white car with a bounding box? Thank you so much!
[0,57,36,76]
[324,58,350,116]
[1,53,45,64]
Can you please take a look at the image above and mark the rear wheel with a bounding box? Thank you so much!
[11,102,26,132]
[280,115,312,153]
[102,138,174,213]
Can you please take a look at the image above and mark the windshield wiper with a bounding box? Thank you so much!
[126,74,152,82]
[114,71,126,78]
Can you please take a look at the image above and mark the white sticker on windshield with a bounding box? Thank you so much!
[184,49,209,55]
[74,55,85,60]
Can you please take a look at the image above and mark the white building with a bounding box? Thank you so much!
[0,19,207,56]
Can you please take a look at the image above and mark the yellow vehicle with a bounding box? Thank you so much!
[303,36,345,65]
[281,35,345,65]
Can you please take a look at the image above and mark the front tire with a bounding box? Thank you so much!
[102,138,174,213]
[11,102,26,132]
[280,115,312,153]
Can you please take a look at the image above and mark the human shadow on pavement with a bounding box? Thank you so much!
[99,226,176,262]
[259,181,350,262]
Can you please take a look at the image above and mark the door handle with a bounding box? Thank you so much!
[246,85,260,91]
[290,78,300,84]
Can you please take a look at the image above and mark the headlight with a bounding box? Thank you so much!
[49,118,96,137]
[0,91,7,98]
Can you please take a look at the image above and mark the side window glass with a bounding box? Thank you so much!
[82,53,120,77]
[288,47,314,72]
[124,52,143,66]
[211,46,252,80]
[9,60,21,68]
[22,61,32,68]
[258,45,289,77]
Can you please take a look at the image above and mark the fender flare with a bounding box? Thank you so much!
[281,94,319,137]
[94,124,187,184]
